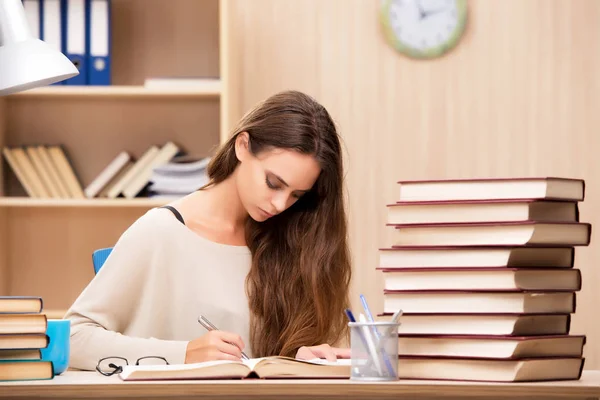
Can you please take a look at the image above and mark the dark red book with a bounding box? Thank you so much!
[396,177,584,203]
[386,198,579,225]
[377,313,571,336]
[396,334,586,359]
[388,221,591,247]
[378,246,575,269]
[379,267,581,292]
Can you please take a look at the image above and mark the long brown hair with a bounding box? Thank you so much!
[205,90,352,357]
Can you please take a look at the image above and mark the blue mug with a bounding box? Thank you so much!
[41,319,70,375]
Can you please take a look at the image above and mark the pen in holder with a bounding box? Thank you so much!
[348,319,400,381]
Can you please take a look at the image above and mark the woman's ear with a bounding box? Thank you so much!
[234,132,250,162]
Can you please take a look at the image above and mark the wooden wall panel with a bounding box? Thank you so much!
[111,0,220,85]
[223,0,600,367]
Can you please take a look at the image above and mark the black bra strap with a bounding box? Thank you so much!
[160,205,185,225]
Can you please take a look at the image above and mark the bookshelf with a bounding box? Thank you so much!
[0,0,231,313]
[10,85,221,99]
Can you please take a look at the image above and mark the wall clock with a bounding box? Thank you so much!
[380,0,468,59]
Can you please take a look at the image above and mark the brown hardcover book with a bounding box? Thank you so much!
[397,334,585,359]
[383,290,576,314]
[10,147,50,198]
[377,313,571,336]
[380,268,581,291]
[0,297,42,314]
[0,349,41,361]
[46,145,85,199]
[379,246,574,269]
[397,356,584,382]
[0,360,53,381]
[1,147,38,197]
[0,314,47,335]
[0,333,48,350]
[396,177,584,202]
[389,221,591,247]
[386,199,579,225]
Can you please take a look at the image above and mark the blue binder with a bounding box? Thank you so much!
[62,0,87,85]
[86,0,111,85]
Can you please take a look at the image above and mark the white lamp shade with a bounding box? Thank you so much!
[0,0,79,96]
[0,38,79,95]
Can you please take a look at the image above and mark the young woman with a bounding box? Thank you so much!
[65,90,352,371]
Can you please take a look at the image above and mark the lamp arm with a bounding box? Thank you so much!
[0,0,32,46]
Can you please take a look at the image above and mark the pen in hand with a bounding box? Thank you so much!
[197,315,249,360]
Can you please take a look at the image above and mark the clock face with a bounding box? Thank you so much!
[380,0,468,59]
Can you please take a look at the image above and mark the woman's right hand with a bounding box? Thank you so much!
[184,330,245,363]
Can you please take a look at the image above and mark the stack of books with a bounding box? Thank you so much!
[147,155,211,199]
[2,141,183,200]
[2,145,85,199]
[0,296,53,381]
[378,177,591,382]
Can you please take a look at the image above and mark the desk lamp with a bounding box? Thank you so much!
[0,0,78,95]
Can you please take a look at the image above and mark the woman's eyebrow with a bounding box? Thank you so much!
[267,170,310,193]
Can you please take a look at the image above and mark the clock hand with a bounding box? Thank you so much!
[414,0,427,20]
[422,7,448,18]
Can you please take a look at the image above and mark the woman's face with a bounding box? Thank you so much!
[235,133,321,222]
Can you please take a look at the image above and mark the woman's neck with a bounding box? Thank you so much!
[179,172,248,234]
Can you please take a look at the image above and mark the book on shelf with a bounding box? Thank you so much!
[46,146,85,198]
[380,268,581,291]
[119,356,350,381]
[396,177,585,202]
[105,145,159,199]
[389,221,591,247]
[24,147,62,198]
[377,313,571,336]
[147,155,210,197]
[386,199,579,225]
[2,141,201,200]
[34,146,71,198]
[396,334,585,359]
[122,141,181,199]
[378,246,574,269]
[143,77,221,92]
[1,145,84,199]
[84,151,131,198]
[396,356,584,382]
[97,160,134,198]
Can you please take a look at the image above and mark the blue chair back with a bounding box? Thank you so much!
[92,247,113,275]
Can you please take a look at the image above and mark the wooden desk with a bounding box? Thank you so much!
[1,370,600,400]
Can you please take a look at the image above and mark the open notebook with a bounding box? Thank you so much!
[119,357,352,381]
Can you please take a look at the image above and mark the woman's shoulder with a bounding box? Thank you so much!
[119,206,184,241]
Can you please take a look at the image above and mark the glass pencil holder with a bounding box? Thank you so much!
[348,321,400,381]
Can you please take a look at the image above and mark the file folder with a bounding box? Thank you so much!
[62,0,87,85]
[22,0,41,40]
[86,0,111,85]
[41,0,65,85]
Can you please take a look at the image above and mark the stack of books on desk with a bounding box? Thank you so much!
[378,177,590,382]
[0,296,53,381]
